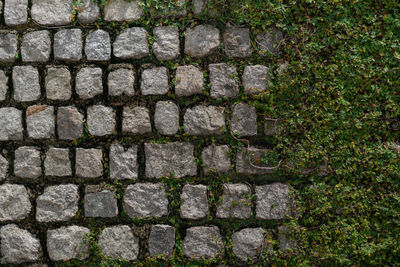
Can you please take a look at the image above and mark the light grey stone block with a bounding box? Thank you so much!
[44,147,71,177]
[85,30,111,61]
[13,66,41,102]
[140,67,169,95]
[57,106,83,140]
[54,29,82,61]
[45,67,71,100]
[108,68,135,96]
[76,67,103,99]
[122,106,152,134]
[14,146,41,179]
[4,0,28,26]
[209,63,238,99]
[87,105,116,136]
[216,183,252,219]
[202,145,230,174]
[232,228,266,261]
[75,148,103,178]
[231,103,257,136]
[0,31,17,62]
[84,188,118,218]
[98,225,139,260]
[0,184,31,221]
[256,183,293,220]
[175,65,204,97]
[26,105,55,139]
[0,154,8,180]
[184,105,225,135]
[153,26,180,60]
[242,65,270,95]
[183,226,223,260]
[104,0,143,22]
[78,0,100,24]
[149,224,175,257]
[110,143,138,180]
[0,107,22,141]
[21,30,51,62]
[31,0,73,26]
[0,70,8,101]
[184,25,220,58]
[113,27,149,59]
[154,101,179,135]
[180,184,208,220]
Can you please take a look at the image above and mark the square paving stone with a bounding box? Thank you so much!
[202,145,231,174]
[154,101,179,135]
[44,147,71,177]
[85,29,111,61]
[216,183,252,219]
[153,26,180,61]
[183,226,223,260]
[113,27,149,59]
[0,107,23,141]
[87,105,116,136]
[13,66,41,102]
[75,148,103,178]
[21,30,51,62]
[108,68,135,96]
[57,106,83,140]
[223,26,252,58]
[256,183,294,220]
[0,184,31,221]
[0,31,17,62]
[0,154,8,180]
[78,0,100,24]
[184,105,225,135]
[110,143,138,180]
[231,102,258,137]
[45,67,72,100]
[180,184,208,220]
[140,67,169,95]
[184,25,220,58]
[0,70,8,101]
[84,187,118,218]
[76,67,103,99]
[104,0,143,22]
[209,63,239,99]
[122,106,152,135]
[149,224,175,257]
[54,29,82,62]
[31,0,73,26]
[4,0,28,26]
[232,228,267,262]
[14,146,41,179]
[26,105,55,139]
[242,65,270,95]
[175,65,204,96]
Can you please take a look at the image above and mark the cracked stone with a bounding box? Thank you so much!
[54,29,82,62]
[0,70,7,101]
[223,26,252,58]
[232,228,266,262]
[110,143,138,180]
[0,31,17,62]
[202,145,231,175]
[14,146,41,179]
[45,67,71,100]
[85,30,111,61]
[4,0,28,26]
[242,65,270,95]
[108,68,135,96]
[84,187,118,218]
[185,25,220,58]
[256,183,294,220]
[231,103,257,136]
[26,105,55,139]
[78,0,100,24]
[175,65,204,96]
[216,184,252,219]
[153,26,180,60]
[44,147,71,177]
[0,107,22,141]
[75,148,103,178]
[87,105,116,136]
[236,147,275,175]
[99,225,139,260]
[0,184,31,221]
[140,67,169,95]
[183,226,223,260]
[76,67,103,99]
[122,106,152,134]
[104,0,143,22]
[180,184,208,220]
[149,224,175,257]
[113,27,149,59]
[0,154,8,180]
[31,0,73,26]
[21,30,51,62]
[256,27,284,55]
[13,66,41,102]
[57,106,83,140]
[209,63,239,99]
[184,105,225,135]
[154,101,179,135]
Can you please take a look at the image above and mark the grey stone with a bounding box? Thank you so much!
[45,67,71,100]
[78,0,100,24]
[223,27,251,58]
[236,147,275,175]
[104,0,143,22]
[75,148,103,178]
[36,184,79,222]
[184,105,225,135]
[57,106,83,140]
[0,70,7,101]
[278,226,297,252]
[185,25,220,58]
[153,26,180,60]
[87,105,116,136]
[21,30,51,62]
[124,183,169,218]
[14,146,41,179]
[243,65,270,95]
[0,224,41,264]
[13,66,41,102]
[264,118,278,136]
[175,65,204,96]
[0,154,8,180]
[122,106,152,134]
[110,143,138,180]
[99,225,139,260]
[145,142,197,178]
[154,101,179,135]
[31,0,73,26]
[192,0,206,15]
[0,107,22,140]
[149,224,175,257]
[44,147,71,177]
[256,27,284,55]
[4,0,28,26]
[256,183,293,220]
[85,30,111,61]
[202,145,230,174]
[183,226,223,260]
[232,228,265,262]
[216,184,252,219]
[0,31,17,62]
[141,67,169,95]
[231,103,257,136]
[76,67,103,99]
[54,29,82,62]
[114,27,149,59]
[47,226,90,261]
[108,68,135,96]
[180,184,208,220]
[209,63,239,99]
[0,184,31,221]
[84,189,118,217]
[26,105,55,139]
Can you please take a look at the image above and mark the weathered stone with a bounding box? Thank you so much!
[57,106,83,140]
[104,0,143,22]
[122,106,152,134]
[84,188,118,218]
[21,30,51,62]
[31,0,73,26]
[4,0,28,26]
[180,184,208,220]
[75,148,103,178]
[216,184,252,219]
[223,27,251,58]
[183,226,223,260]
[99,225,139,261]
[202,145,230,174]
[114,27,149,59]
[256,183,293,220]
[236,147,275,175]
[123,183,168,218]
[175,65,204,96]
[209,63,239,99]
[14,146,41,179]
[184,105,225,135]
[153,26,180,60]
[231,103,257,136]
[0,154,8,180]
[108,68,135,96]
[242,65,270,95]
[154,101,179,135]
[110,143,138,180]
[85,30,111,61]
[45,67,71,100]
[47,226,90,261]
[256,27,284,55]
[13,66,41,102]
[185,25,220,58]
[0,224,41,264]
[232,228,265,261]
[36,184,79,222]
[141,67,169,95]
[78,0,100,24]
[76,67,103,99]
[0,70,7,101]
[149,224,175,257]
[0,184,31,221]
[0,107,22,141]
[54,29,82,62]
[44,147,71,177]
[264,118,278,136]
[278,226,297,252]
[0,31,17,62]
[87,105,116,136]
[192,0,206,15]
[26,105,55,139]
[145,142,197,178]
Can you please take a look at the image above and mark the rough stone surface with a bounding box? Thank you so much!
[0,224,41,264]
[123,183,168,218]
[4,0,28,26]
[0,107,22,141]
[114,27,149,59]
[185,25,220,58]
[36,184,79,222]
[13,66,41,102]
[154,101,179,135]
[256,27,284,55]
[232,228,265,261]
[231,103,257,136]
[0,154,8,180]
[242,65,270,95]
[54,29,82,62]
[84,188,118,218]
[78,0,100,24]
[31,0,73,26]
[75,148,103,178]
[108,68,135,96]
[209,63,239,99]
[265,118,278,136]
[278,226,297,252]
[149,224,175,257]
[87,105,116,136]
[57,106,83,140]
[216,184,252,219]
[256,183,293,220]
[110,143,138,180]
[21,30,51,62]
[223,27,251,58]
[192,0,206,15]
[26,105,55,139]
[76,67,103,99]
[145,142,197,178]
[236,147,275,175]
[0,31,17,62]
[184,105,225,135]
[175,65,204,96]
[153,26,180,60]
[141,67,169,95]
[44,147,71,177]
[202,145,231,174]
[47,226,90,261]
[45,67,71,100]
[14,146,41,179]
[180,184,208,220]
[183,226,223,260]
[104,0,143,22]
[0,184,31,221]
[122,106,152,134]
[0,70,7,101]
[85,30,111,61]
[98,225,139,260]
